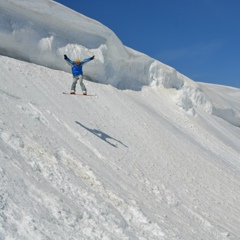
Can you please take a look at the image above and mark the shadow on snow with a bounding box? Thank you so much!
[75,121,128,148]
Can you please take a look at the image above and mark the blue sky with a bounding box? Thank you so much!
[55,0,240,88]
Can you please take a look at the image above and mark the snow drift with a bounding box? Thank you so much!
[1,0,240,239]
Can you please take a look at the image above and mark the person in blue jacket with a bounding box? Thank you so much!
[64,54,94,94]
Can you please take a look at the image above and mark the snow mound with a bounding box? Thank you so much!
[0,0,200,91]
[199,83,240,127]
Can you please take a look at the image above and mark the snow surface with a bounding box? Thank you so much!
[1,0,240,239]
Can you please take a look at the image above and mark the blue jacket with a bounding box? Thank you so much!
[65,57,92,77]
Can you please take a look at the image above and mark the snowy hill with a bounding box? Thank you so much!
[1,0,240,239]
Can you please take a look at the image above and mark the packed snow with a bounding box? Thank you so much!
[0,0,240,239]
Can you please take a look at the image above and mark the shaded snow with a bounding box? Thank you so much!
[1,0,240,239]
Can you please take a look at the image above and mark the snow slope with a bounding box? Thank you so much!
[1,0,240,239]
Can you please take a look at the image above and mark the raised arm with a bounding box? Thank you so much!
[64,55,74,65]
[81,56,95,65]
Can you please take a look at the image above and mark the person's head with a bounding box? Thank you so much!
[75,59,81,65]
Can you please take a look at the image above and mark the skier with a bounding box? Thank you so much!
[64,54,94,95]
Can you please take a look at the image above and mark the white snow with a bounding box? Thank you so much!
[0,0,240,239]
